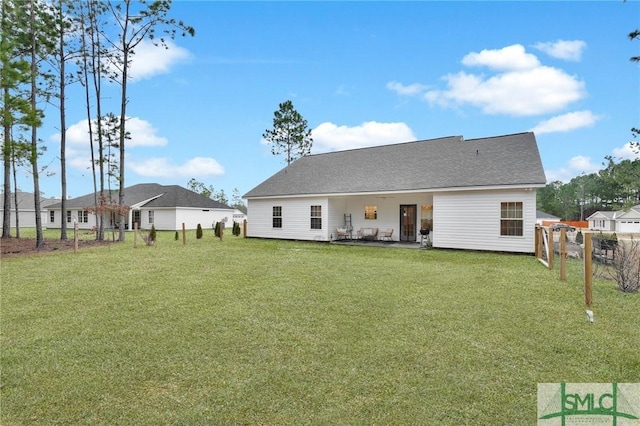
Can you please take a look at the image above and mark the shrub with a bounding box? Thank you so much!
[233,221,241,236]
[214,222,220,238]
[174,231,179,241]
[575,230,583,244]
[140,225,157,246]
[610,238,640,293]
[196,224,203,239]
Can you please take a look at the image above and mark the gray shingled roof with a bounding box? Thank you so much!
[244,132,546,198]
[48,183,231,210]
[537,210,560,220]
[1,192,58,210]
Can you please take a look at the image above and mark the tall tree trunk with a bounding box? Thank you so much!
[2,85,11,239]
[58,0,67,240]
[117,1,130,243]
[29,0,43,248]
[11,151,20,238]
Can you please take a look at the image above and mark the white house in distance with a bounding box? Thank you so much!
[587,204,640,233]
[0,191,58,229]
[46,183,236,231]
[536,210,560,226]
[244,132,547,254]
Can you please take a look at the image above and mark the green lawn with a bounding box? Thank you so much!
[1,231,638,424]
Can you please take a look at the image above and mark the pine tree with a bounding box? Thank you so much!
[262,100,313,165]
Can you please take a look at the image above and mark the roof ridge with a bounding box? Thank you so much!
[303,135,463,159]
[464,131,533,142]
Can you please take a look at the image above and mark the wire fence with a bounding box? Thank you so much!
[535,226,640,297]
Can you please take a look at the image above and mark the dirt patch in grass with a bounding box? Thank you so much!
[1,237,114,259]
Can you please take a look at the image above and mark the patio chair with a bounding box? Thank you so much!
[335,227,351,240]
[379,228,393,242]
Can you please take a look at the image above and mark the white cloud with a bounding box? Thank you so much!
[425,66,585,116]
[386,81,429,96]
[530,111,601,135]
[106,39,191,82]
[390,43,586,117]
[52,116,170,175]
[533,40,587,61]
[461,44,540,71]
[312,121,416,153]
[128,157,225,178]
[123,117,169,147]
[545,155,601,183]
[612,142,640,160]
[60,117,168,148]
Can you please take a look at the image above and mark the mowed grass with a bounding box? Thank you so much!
[1,230,638,424]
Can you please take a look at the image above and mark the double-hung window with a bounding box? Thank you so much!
[310,205,322,230]
[273,206,282,228]
[78,210,88,223]
[50,211,55,223]
[500,202,523,236]
[148,210,154,224]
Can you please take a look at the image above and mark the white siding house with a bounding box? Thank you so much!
[614,205,640,233]
[244,132,547,254]
[46,183,235,232]
[587,211,619,232]
[1,191,58,230]
[586,205,640,233]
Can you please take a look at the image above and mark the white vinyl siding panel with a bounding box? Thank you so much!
[433,189,536,253]
[129,208,234,231]
[172,208,234,231]
[144,209,176,230]
[588,217,616,232]
[247,197,330,241]
[328,197,348,239]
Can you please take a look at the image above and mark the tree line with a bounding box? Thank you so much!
[1,0,194,246]
[186,178,246,212]
[537,156,640,221]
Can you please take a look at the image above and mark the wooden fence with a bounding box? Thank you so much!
[535,226,593,306]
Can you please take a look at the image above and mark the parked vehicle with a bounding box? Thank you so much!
[551,223,576,232]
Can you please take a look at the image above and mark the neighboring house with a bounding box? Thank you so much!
[244,132,546,254]
[586,210,619,232]
[46,183,235,231]
[615,204,640,233]
[588,204,640,233]
[232,209,247,224]
[536,210,560,226]
[0,191,58,229]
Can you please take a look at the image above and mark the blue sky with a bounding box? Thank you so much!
[30,1,640,200]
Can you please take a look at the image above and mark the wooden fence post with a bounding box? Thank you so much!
[182,223,187,245]
[548,227,554,270]
[243,219,247,238]
[560,228,566,281]
[74,220,78,253]
[584,232,593,307]
[535,226,540,259]
[134,222,138,248]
